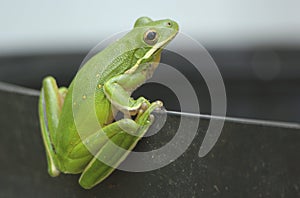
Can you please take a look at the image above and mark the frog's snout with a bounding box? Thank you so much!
[164,20,179,31]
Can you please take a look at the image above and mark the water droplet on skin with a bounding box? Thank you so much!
[82,95,87,100]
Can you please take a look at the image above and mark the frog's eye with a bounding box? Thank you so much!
[144,29,158,45]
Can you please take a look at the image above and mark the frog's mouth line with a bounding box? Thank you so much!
[125,31,178,74]
[146,32,178,58]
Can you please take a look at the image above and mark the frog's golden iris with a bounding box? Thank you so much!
[144,29,158,45]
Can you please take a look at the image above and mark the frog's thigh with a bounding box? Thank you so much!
[78,118,144,189]
[70,118,138,159]
[39,76,66,176]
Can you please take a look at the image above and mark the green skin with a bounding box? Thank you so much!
[39,17,179,189]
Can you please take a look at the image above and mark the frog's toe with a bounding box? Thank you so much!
[138,108,144,115]
[140,102,148,111]
[128,101,149,116]
[154,100,163,108]
[149,114,155,123]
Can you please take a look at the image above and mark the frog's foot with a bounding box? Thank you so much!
[132,101,150,117]
[135,100,163,124]
[140,101,149,111]
[149,114,155,123]
[39,76,67,177]
[121,97,148,116]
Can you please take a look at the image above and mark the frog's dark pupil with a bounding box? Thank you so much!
[147,31,156,40]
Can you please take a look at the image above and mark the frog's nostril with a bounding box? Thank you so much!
[167,22,172,27]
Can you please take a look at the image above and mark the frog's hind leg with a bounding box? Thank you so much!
[78,101,163,189]
[39,76,67,177]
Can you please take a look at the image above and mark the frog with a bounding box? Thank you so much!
[38,16,179,189]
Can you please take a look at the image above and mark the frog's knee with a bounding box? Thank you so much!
[43,76,56,86]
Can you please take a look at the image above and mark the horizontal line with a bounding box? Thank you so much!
[0,81,40,97]
[165,110,300,130]
[1,81,299,130]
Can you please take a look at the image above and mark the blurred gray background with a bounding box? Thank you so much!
[1,0,300,122]
[1,0,300,54]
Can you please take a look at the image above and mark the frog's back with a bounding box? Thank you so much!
[53,35,139,173]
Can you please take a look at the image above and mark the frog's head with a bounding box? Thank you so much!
[133,16,178,56]
[123,17,179,70]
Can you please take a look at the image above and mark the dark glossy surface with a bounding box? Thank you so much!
[0,83,299,197]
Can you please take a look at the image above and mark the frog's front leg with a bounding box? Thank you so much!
[103,71,152,115]
[38,76,67,176]
[78,101,162,189]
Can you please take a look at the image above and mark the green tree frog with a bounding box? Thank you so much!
[38,17,179,189]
